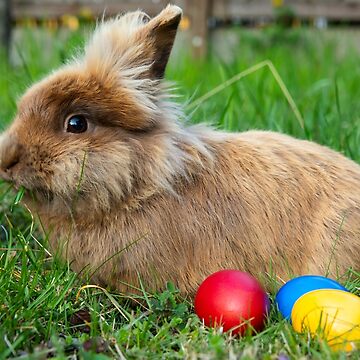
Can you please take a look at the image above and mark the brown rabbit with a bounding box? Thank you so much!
[0,5,359,296]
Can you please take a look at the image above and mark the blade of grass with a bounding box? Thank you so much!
[186,60,305,130]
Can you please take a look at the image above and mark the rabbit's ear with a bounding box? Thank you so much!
[83,5,182,80]
[141,5,182,79]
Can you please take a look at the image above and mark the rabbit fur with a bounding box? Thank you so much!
[0,5,359,295]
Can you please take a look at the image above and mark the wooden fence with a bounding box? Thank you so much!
[2,0,360,57]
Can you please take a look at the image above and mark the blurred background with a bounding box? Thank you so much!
[0,0,359,159]
[2,1,360,57]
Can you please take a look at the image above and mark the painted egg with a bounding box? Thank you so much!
[291,289,360,351]
[275,275,347,320]
[194,270,270,335]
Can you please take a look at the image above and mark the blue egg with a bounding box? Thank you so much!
[275,275,348,320]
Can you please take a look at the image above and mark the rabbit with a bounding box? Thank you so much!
[0,5,359,296]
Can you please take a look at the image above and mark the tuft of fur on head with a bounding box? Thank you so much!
[76,4,184,130]
[0,5,217,218]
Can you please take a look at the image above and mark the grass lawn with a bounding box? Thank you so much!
[0,24,360,359]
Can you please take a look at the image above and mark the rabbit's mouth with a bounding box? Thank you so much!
[0,175,54,203]
[0,169,12,183]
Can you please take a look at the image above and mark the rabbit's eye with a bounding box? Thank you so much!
[66,115,88,133]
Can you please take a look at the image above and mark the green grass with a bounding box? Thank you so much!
[0,25,360,359]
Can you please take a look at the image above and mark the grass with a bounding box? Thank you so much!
[0,24,360,359]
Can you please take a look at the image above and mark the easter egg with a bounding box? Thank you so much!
[194,270,270,335]
[275,275,347,320]
[291,289,360,351]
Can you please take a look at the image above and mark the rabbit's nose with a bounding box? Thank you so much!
[0,135,22,172]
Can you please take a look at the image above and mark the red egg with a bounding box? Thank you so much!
[194,270,270,335]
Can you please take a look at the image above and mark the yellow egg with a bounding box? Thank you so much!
[291,289,360,352]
